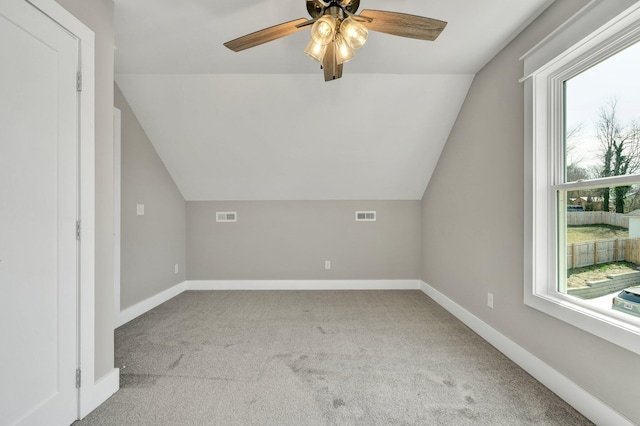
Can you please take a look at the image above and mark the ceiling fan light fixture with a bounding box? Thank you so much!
[223,2,448,82]
[304,38,327,62]
[340,17,368,49]
[310,15,337,45]
[335,33,355,65]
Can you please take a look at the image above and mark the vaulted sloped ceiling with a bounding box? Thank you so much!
[114,0,554,200]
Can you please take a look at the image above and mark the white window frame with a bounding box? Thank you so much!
[523,0,640,356]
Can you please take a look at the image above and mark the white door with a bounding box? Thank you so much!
[0,1,80,425]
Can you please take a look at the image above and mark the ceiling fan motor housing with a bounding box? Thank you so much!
[307,0,360,19]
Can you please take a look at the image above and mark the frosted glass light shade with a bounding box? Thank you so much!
[340,17,368,49]
[335,33,355,64]
[304,39,327,62]
[311,16,337,46]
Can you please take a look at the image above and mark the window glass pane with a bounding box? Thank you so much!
[564,41,640,188]
[559,184,640,320]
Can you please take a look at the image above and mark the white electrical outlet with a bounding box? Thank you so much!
[325,261,331,270]
[175,264,179,274]
[136,204,144,216]
[487,293,494,309]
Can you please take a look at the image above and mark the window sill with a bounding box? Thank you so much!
[524,290,640,355]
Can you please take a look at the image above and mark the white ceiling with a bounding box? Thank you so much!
[114,0,554,200]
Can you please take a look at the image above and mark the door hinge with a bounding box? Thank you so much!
[77,71,82,92]
[76,369,81,388]
[76,221,81,240]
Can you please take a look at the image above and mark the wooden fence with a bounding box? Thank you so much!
[625,238,640,265]
[568,237,640,268]
[566,212,629,228]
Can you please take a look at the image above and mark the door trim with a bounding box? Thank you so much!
[26,0,119,419]
[114,107,121,322]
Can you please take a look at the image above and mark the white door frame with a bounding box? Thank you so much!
[26,0,118,419]
[114,107,121,323]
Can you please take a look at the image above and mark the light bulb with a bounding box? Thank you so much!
[304,38,327,63]
[335,33,355,65]
[311,16,336,46]
[340,17,368,49]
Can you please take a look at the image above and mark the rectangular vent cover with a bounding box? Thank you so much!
[355,211,376,222]
[216,212,237,222]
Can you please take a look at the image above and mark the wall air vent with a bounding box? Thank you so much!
[216,212,237,222]
[355,211,376,222]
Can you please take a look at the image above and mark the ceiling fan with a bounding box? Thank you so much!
[223,0,447,82]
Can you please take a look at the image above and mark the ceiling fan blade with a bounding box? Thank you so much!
[359,10,447,41]
[224,18,308,52]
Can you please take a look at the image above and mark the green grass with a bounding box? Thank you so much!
[568,261,636,276]
[566,224,628,244]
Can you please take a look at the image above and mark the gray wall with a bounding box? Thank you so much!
[55,0,114,381]
[187,201,421,280]
[115,84,186,309]
[420,0,640,423]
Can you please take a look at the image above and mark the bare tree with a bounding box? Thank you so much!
[565,123,585,174]
[596,99,640,212]
[565,123,588,206]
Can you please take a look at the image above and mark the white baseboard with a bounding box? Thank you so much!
[115,280,420,329]
[419,281,634,426]
[116,281,187,328]
[79,367,119,419]
[186,279,421,291]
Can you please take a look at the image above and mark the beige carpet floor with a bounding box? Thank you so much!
[76,290,592,425]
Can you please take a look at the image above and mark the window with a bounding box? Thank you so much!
[523,1,640,355]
